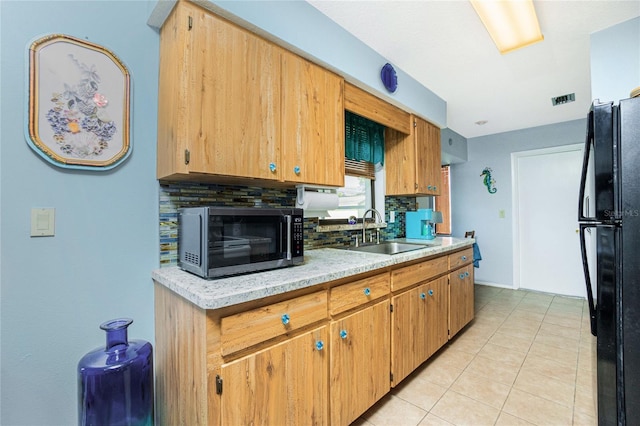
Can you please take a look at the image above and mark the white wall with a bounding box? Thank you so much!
[1,1,159,424]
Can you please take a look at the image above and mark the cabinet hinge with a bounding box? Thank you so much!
[184,149,190,165]
[390,304,393,313]
[413,119,417,128]
[390,372,394,382]
[216,375,223,395]
[188,16,193,31]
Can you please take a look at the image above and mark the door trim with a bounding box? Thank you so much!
[511,143,583,290]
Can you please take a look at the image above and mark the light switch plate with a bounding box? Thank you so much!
[31,208,55,237]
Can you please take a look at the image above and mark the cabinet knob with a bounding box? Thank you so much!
[315,340,324,351]
[340,329,348,339]
[459,273,465,280]
[269,162,277,173]
[293,166,301,175]
[428,289,434,296]
[281,313,290,325]
[433,186,437,191]
[420,292,426,300]
[363,287,371,296]
[461,255,467,261]
[427,185,433,190]
[465,271,470,277]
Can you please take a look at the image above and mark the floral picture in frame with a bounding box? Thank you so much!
[27,34,131,170]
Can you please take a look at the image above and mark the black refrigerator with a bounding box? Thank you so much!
[578,96,640,425]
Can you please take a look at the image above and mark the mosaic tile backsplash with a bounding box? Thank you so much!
[159,181,417,267]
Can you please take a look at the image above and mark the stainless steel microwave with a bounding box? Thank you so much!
[178,207,304,279]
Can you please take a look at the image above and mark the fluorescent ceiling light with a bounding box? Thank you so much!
[470,0,544,54]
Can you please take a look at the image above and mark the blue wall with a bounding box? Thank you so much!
[591,17,640,103]
[450,119,586,287]
[450,17,639,289]
[0,1,159,424]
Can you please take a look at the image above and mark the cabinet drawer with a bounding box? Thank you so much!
[221,291,327,356]
[448,247,474,270]
[330,273,390,315]
[391,256,448,292]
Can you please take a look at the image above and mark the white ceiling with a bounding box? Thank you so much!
[307,0,640,138]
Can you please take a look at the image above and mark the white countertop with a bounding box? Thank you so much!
[152,237,474,310]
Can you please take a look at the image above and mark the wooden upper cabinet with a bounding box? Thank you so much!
[415,116,442,195]
[281,52,344,186]
[384,127,415,195]
[157,2,344,186]
[158,2,282,181]
[385,115,441,196]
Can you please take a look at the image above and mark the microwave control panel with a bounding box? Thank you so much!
[292,216,304,256]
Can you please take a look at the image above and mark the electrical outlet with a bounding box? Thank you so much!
[389,211,395,223]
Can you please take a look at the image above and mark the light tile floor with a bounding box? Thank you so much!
[354,284,597,426]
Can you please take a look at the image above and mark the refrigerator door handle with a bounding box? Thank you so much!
[579,223,597,336]
[578,110,595,222]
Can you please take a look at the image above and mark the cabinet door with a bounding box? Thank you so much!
[187,8,282,180]
[385,127,415,195]
[281,52,344,186]
[449,265,475,338]
[426,276,449,358]
[220,326,328,425]
[391,277,450,386]
[330,300,390,425]
[415,117,441,195]
[391,284,429,386]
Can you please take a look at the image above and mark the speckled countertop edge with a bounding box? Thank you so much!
[152,237,474,310]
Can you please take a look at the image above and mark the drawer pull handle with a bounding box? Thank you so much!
[281,314,290,325]
[269,162,277,173]
[461,255,467,261]
[459,273,465,279]
[420,292,426,300]
[315,340,324,351]
[428,289,434,296]
[363,287,371,296]
[340,330,348,339]
[465,271,470,277]
[293,166,301,175]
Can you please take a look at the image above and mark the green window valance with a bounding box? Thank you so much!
[345,111,384,166]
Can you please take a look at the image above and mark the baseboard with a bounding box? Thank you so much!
[474,280,515,290]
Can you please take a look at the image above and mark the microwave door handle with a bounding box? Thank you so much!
[284,215,292,260]
[579,224,597,336]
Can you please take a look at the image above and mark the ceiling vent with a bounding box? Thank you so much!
[552,93,575,106]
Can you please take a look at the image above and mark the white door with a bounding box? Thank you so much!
[513,144,587,297]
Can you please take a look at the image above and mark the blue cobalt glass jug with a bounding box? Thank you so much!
[78,318,153,425]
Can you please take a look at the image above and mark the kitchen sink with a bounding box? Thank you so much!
[342,241,430,255]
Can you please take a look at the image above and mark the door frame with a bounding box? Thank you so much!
[511,143,583,290]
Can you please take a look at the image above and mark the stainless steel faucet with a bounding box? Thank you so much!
[362,208,382,243]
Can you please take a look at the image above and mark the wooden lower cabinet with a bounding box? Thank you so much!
[154,247,475,425]
[330,299,390,425]
[449,264,475,338]
[220,326,328,425]
[391,276,448,386]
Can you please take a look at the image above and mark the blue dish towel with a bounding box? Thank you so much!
[472,242,482,268]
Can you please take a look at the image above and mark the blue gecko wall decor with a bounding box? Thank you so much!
[481,167,497,194]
